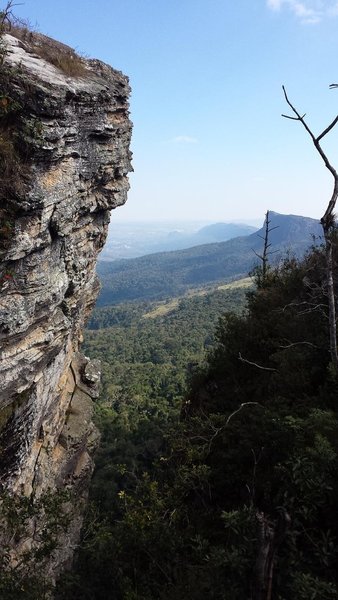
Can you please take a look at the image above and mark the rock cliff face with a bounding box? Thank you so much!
[0,31,132,574]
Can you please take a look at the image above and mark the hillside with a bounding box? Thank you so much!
[97,212,321,305]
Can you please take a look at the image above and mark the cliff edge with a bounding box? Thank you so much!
[0,29,132,577]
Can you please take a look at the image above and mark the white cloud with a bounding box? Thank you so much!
[170,135,198,144]
[266,0,338,23]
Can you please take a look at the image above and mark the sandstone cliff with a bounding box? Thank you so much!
[0,29,132,576]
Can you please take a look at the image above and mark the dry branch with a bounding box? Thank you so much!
[282,85,338,369]
[238,353,277,372]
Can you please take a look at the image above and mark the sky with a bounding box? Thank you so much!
[9,0,338,224]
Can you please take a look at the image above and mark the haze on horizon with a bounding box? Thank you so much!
[12,0,338,224]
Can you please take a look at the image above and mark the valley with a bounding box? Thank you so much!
[59,235,338,600]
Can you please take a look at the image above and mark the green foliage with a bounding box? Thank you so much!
[85,286,247,408]
[83,289,248,516]
[287,573,337,599]
[96,247,258,305]
[58,247,338,599]
[0,489,72,599]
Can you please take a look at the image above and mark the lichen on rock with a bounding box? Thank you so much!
[0,28,132,578]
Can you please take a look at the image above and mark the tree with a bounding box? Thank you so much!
[252,210,279,285]
[282,86,338,370]
[0,1,17,31]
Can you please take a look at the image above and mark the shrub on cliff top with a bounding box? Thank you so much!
[1,1,87,77]
[8,22,87,77]
[9,25,88,77]
[0,1,88,210]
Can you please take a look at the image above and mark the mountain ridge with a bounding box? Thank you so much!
[100,220,259,260]
[97,212,322,305]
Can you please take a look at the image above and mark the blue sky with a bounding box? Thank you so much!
[10,0,338,223]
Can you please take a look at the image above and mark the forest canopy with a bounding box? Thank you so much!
[57,242,338,600]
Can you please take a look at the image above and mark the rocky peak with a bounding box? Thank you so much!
[0,28,132,577]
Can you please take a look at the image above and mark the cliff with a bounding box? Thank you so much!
[0,29,132,578]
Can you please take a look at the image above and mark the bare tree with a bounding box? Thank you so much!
[0,1,19,30]
[282,86,338,370]
[253,210,279,283]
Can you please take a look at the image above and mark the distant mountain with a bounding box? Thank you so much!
[193,222,257,244]
[100,220,258,260]
[260,211,321,246]
[96,212,322,306]
[152,222,258,251]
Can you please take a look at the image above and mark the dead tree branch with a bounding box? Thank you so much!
[253,210,279,282]
[279,340,318,349]
[225,402,263,426]
[282,85,338,370]
[238,353,277,372]
[0,1,21,29]
[189,403,264,454]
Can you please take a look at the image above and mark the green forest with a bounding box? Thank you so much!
[56,243,338,600]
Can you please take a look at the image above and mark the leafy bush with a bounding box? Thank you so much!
[0,490,72,600]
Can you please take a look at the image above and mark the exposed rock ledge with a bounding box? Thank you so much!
[0,32,132,576]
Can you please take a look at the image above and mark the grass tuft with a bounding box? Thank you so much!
[9,24,88,77]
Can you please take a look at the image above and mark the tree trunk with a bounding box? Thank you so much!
[253,512,275,600]
[253,510,290,600]
[322,228,338,370]
[282,86,338,372]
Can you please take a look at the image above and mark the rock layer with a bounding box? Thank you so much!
[0,31,132,574]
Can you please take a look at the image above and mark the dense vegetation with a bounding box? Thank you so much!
[97,212,320,305]
[57,243,338,600]
[83,283,249,507]
[0,490,73,600]
[97,241,254,305]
